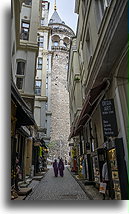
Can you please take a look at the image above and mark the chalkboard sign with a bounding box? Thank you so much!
[100,99,118,137]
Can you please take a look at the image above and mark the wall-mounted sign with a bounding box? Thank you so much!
[100,99,118,137]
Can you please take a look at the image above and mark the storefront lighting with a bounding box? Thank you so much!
[109,148,115,153]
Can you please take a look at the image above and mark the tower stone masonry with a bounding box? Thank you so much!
[48,9,75,161]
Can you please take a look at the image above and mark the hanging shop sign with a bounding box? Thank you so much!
[100,99,118,137]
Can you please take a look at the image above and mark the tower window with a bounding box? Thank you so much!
[55,54,58,59]
[63,42,67,47]
[54,41,59,47]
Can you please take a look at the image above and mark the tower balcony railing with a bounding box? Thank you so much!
[51,46,69,51]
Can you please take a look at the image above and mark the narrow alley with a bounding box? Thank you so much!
[10,0,128,202]
[25,167,89,200]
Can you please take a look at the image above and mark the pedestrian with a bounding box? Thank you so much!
[102,161,110,200]
[15,152,20,191]
[81,156,86,178]
[58,158,64,177]
[53,159,58,177]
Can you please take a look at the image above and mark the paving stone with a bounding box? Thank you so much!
[32,176,44,181]
[25,167,89,200]
[18,188,32,196]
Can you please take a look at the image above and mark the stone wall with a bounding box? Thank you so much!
[49,50,70,161]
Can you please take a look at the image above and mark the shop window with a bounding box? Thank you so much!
[93,124,98,149]
[35,80,42,95]
[37,57,43,70]
[16,61,25,90]
[20,21,30,40]
[38,36,44,48]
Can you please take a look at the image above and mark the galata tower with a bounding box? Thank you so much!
[48,3,74,161]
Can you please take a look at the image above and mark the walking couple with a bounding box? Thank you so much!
[53,158,64,177]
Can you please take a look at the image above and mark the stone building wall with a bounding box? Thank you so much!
[50,50,70,161]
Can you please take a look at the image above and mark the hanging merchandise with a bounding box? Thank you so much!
[107,148,121,200]
[92,156,100,183]
[99,182,107,194]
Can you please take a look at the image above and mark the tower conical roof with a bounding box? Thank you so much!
[49,10,65,24]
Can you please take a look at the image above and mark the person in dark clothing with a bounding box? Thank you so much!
[15,152,20,191]
[58,158,64,177]
[53,159,58,177]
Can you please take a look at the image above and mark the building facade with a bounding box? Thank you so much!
[48,7,75,161]
[68,0,128,200]
[34,1,52,145]
[11,0,41,193]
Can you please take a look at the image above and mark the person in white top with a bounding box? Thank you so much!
[102,161,110,200]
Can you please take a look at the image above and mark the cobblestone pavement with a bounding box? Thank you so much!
[25,167,89,200]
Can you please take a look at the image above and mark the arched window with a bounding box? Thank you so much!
[54,41,59,47]
[63,37,70,47]
[52,35,60,47]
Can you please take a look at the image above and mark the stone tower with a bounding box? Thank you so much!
[48,6,74,161]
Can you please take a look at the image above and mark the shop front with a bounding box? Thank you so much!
[11,81,35,189]
[105,138,128,200]
[85,154,94,181]
[100,99,128,200]
[71,145,78,173]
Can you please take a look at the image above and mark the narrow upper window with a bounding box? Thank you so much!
[95,0,112,26]
[16,61,25,90]
[16,62,25,75]
[41,18,45,26]
[38,36,44,48]
[86,28,93,63]
[20,21,30,40]
[37,57,43,70]
[35,80,42,95]
[24,0,32,6]
[42,4,45,18]
[46,76,48,89]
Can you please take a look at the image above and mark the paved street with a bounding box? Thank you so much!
[25,167,89,200]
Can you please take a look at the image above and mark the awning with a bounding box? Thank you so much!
[11,80,35,126]
[69,80,110,139]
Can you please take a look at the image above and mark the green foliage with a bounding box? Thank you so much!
[48,141,58,149]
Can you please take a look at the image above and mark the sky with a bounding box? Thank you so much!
[48,0,78,33]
